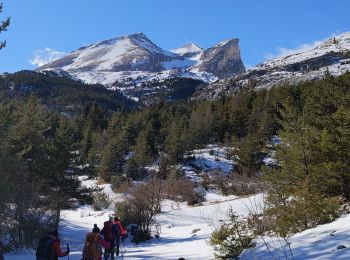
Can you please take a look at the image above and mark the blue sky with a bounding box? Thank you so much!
[0,0,349,72]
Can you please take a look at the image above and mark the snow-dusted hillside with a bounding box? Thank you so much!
[39,33,175,73]
[241,213,350,260]
[261,32,350,69]
[197,32,350,100]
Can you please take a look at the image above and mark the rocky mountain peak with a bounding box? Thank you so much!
[172,43,204,56]
[197,38,246,78]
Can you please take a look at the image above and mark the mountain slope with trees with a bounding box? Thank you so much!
[0,70,136,114]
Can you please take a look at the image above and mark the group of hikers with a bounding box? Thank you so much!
[36,216,127,260]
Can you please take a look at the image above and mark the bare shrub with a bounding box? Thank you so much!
[214,172,264,196]
[115,173,163,242]
[201,174,212,191]
[164,171,204,206]
[96,178,108,185]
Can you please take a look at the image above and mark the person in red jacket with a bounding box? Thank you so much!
[113,217,127,256]
[51,230,69,259]
[113,217,127,238]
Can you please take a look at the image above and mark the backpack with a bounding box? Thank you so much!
[114,221,126,237]
[102,221,113,240]
[36,236,56,259]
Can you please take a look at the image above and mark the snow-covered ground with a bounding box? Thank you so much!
[7,140,350,259]
[183,145,235,182]
[258,31,350,70]
[5,178,264,260]
[7,173,350,260]
[241,213,350,260]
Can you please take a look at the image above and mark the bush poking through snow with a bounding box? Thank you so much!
[115,173,163,242]
[210,209,256,259]
[214,172,263,196]
[92,191,111,211]
[164,170,205,206]
[111,175,130,193]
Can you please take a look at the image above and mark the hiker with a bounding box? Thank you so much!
[101,218,119,260]
[92,224,101,234]
[83,224,112,260]
[36,230,69,260]
[112,217,125,256]
[113,217,127,240]
[0,240,4,260]
[82,231,102,260]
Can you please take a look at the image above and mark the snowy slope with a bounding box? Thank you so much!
[241,214,350,260]
[171,43,204,55]
[197,32,350,100]
[8,180,350,260]
[39,33,176,73]
[5,176,263,260]
[260,31,350,70]
[183,145,235,183]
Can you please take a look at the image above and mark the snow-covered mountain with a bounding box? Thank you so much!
[38,33,245,94]
[171,43,204,56]
[39,33,177,74]
[197,32,350,99]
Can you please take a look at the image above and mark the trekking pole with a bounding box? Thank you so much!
[67,244,70,260]
[122,238,126,260]
[121,240,124,260]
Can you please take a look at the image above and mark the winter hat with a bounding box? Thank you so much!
[92,224,100,233]
[51,230,59,237]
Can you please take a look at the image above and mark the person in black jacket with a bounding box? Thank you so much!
[36,230,69,260]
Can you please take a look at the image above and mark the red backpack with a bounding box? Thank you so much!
[114,221,127,237]
[102,221,113,240]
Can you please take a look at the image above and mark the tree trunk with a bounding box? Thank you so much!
[54,205,61,230]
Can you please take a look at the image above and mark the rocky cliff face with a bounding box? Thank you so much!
[197,39,246,78]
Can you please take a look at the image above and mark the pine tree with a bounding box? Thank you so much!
[99,132,128,181]
[165,118,187,162]
[133,122,156,166]
[188,104,213,147]
[320,107,350,199]
[234,133,264,176]
[0,3,10,49]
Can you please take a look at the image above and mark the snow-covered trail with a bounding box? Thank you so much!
[6,193,264,260]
